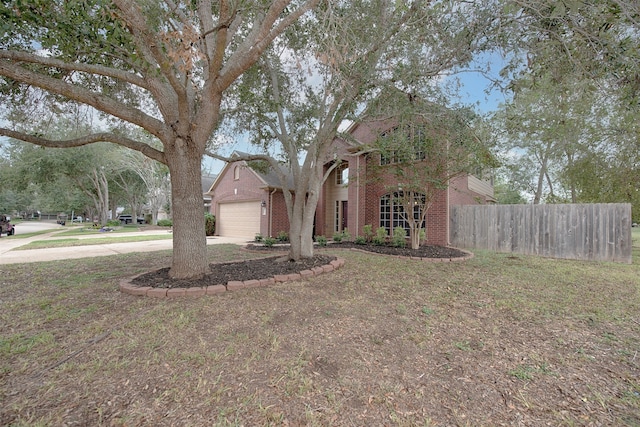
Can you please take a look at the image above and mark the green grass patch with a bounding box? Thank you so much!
[54,225,146,236]
[0,331,55,357]
[2,229,61,239]
[14,233,172,249]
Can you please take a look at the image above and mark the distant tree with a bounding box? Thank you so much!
[6,137,117,224]
[493,175,527,204]
[117,145,171,225]
[492,0,639,210]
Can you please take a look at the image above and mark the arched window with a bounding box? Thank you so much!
[380,192,426,236]
[233,165,240,180]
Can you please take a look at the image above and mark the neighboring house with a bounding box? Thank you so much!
[207,156,293,239]
[202,173,217,213]
[208,119,494,245]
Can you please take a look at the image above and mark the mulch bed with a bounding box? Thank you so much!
[131,255,337,289]
[132,242,468,290]
[245,241,468,258]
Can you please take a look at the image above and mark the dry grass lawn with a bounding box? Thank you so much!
[1,236,639,426]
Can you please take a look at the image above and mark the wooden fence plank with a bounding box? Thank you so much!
[449,203,632,263]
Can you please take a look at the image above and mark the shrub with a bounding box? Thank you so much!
[354,235,366,245]
[157,219,173,227]
[392,227,407,247]
[144,214,152,224]
[276,230,289,242]
[373,226,388,245]
[263,236,277,247]
[333,230,351,243]
[204,213,216,236]
[315,235,328,247]
[363,224,374,242]
[106,219,121,227]
[419,228,426,244]
[254,233,263,242]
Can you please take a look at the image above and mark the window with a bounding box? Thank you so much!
[379,125,428,165]
[336,163,349,186]
[379,192,426,236]
[233,165,240,180]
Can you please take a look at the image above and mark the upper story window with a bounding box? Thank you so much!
[336,163,349,186]
[233,165,240,180]
[379,125,428,165]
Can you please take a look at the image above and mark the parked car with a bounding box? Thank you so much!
[118,215,145,225]
[56,213,67,226]
[0,215,15,236]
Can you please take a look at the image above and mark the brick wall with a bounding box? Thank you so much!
[358,154,450,246]
[449,175,490,205]
[269,191,290,238]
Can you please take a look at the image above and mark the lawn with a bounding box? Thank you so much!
[1,240,639,426]
[14,233,173,250]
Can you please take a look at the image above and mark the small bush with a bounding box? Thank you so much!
[354,235,366,245]
[419,228,426,244]
[276,230,289,242]
[263,236,277,247]
[363,224,374,242]
[373,227,388,245]
[204,213,216,236]
[106,219,121,227]
[333,230,352,243]
[315,235,328,247]
[254,233,263,242]
[157,219,173,227]
[392,227,407,247]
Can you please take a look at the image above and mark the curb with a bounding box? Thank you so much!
[119,257,346,298]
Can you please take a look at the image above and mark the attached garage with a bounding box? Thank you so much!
[217,201,261,238]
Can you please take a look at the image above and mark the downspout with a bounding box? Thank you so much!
[356,155,360,235]
[269,188,277,237]
[446,184,450,246]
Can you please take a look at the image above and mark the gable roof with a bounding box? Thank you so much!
[202,173,216,194]
[207,151,295,194]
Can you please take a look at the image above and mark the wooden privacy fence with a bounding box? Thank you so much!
[450,203,632,263]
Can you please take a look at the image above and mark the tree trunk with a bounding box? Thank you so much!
[410,226,420,250]
[288,181,320,261]
[166,147,207,279]
[533,153,548,204]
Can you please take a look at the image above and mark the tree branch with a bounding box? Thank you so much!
[112,0,188,119]
[0,128,167,164]
[0,50,150,90]
[0,59,167,140]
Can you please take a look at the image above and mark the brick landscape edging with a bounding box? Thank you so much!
[119,258,346,298]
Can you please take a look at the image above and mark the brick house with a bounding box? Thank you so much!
[207,118,494,245]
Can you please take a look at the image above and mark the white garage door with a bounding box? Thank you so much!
[218,201,261,238]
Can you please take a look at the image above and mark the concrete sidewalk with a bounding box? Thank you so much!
[0,230,248,264]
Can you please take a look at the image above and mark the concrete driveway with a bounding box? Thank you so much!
[0,221,248,264]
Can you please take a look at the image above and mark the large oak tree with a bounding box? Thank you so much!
[0,0,318,279]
